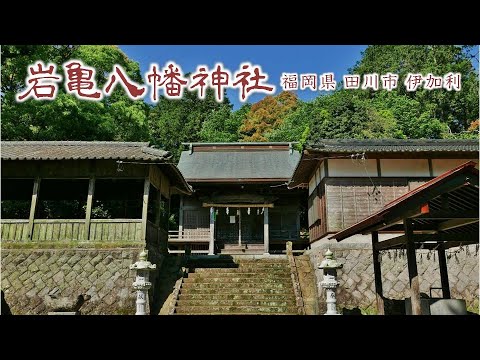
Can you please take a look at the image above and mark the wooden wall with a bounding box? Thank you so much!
[307,157,479,243]
[308,177,432,242]
[149,164,171,198]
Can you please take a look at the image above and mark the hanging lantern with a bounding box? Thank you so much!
[256,208,260,215]
[247,207,251,215]
[226,207,229,215]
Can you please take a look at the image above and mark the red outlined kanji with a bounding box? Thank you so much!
[159,62,188,99]
[210,63,231,102]
[404,73,424,92]
[63,60,102,100]
[300,74,317,90]
[104,65,146,100]
[189,65,209,100]
[423,73,443,90]
[343,75,360,89]
[145,63,162,103]
[281,73,298,90]
[362,73,379,90]
[232,63,275,102]
[443,72,461,91]
[319,72,336,91]
[16,61,62,102]
[381,73,399,91]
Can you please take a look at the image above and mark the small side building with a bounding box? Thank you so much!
[289,139,479,313]
[171,142,306,255]
[1,141,191,247]
[289,139,479,245]
[1,141,191,314]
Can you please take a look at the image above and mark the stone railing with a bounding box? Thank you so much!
[286,241,305,315]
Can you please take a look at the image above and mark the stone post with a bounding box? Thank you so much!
[318,249,343,315]
[130,249,156,315]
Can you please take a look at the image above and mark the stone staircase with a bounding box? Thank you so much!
[173,256,299,315]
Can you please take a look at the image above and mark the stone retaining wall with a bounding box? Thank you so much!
[1,245,164,315]
[308,243,479,314]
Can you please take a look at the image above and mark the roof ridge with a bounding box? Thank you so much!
[313,138,479,144]
[1,141,150,147]
[182,142,298,146]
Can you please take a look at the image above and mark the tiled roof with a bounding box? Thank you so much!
[1,141,171,161]
[308,139,479,153]
[177,145,301,182]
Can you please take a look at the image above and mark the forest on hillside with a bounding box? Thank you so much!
[2,45,478,161]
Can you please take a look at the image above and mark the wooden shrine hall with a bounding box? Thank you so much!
[1,141,192,248]
[330,161,479,315]
[171,142,306,255]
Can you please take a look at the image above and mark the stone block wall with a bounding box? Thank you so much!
[1,245,165,315]
[308,243,479,314]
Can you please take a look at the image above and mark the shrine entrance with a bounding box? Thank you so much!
[209,204,270,254]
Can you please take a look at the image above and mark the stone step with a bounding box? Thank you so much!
[178,293,297,302]
[173,313,296,315]
[176,299,295,307]
[181,282,291,289]
[238,261,289,268]
[187,262,238,268]
[190,267,290,274]
[183,276,292,284]
[175,305,298,314]
[189,258,288,263]
[187,271,291,279]
[188,266,290,273]
[219,249,266,255]
[179,287,295,295]
[172,256,297,315]
[236,259,289,264]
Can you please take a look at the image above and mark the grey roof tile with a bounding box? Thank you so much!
[1,141,171,161]
[307,139,479,153]
[178,149,301,181]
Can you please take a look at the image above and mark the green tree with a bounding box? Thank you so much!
[199,103,250,142]
[1,45,149,141]
[267,100,312,142]
[351,45,479,135]
[147,88,231,160]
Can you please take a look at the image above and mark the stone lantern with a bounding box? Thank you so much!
[318,248,343,315]
[130,249,156,315]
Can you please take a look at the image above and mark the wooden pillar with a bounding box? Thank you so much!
[28,177,41,241]
[371,231,385,315]
[404,219,421,315]
[264,207,269,255]
[84,177,95,241]
[141,176,150,243]
[155,190,161,227]
[238,208,242,246]
[209,207,215,255]
[179,196,184,239]
[167,195,171,231]
[437,243,451,299]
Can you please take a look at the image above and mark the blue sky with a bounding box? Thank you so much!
[119,45,368,110]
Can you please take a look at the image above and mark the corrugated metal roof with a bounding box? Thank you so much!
[308,139,479,153]
[1,141,171,161]
[177,148,301,181]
